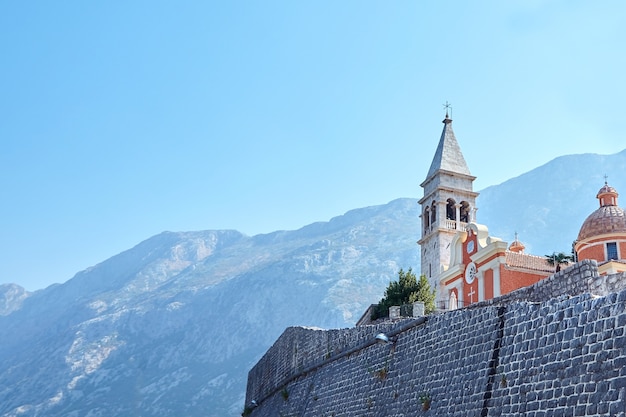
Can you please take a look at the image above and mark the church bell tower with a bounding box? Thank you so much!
[418,111,478,301]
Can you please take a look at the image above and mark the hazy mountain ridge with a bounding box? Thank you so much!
[0,198,419,417]
[0,284,30,316]
[478,149,626,255]
[1,150,625,416]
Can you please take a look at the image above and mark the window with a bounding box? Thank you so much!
[460,201,470,223]
[446,198,456,220]
[431,201,437,223]
[607,242,618,260]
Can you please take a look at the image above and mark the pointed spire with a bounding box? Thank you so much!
[425,107,472,180]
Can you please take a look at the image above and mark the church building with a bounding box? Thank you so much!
[420,112,626,310]
[419,113,562,309]
[352,109,626,324]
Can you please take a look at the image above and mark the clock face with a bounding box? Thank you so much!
[465,262,477,284]
[466,240,475,254]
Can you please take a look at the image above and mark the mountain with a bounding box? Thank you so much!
[0,284,30,316]
[478,148,626,256]
[0,149,624,416]
[0,199,419,417]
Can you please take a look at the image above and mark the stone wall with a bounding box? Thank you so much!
[245,323,402,404]
[492,292,626,416]
[244,261,626,416]
[468,259,624,308]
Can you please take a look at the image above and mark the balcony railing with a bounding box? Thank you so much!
[444,219,457,230]
[436,299,472,311]
[424,220,468,235]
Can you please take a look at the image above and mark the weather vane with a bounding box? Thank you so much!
[443,101,452,118]
[604,174,609,184]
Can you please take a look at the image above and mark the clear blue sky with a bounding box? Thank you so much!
[2,1,625,291]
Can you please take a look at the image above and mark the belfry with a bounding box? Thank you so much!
[418,111,478,294]
[419,110,556,309]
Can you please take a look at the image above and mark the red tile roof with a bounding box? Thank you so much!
[505,251,556,273]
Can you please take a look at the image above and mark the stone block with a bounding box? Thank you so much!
[412,302,425,317]
[612,376,626,390]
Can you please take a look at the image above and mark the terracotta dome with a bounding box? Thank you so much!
[577,205,626,241]
[577,182,626,241]
[597,183,618,196]
[508,233,525,253]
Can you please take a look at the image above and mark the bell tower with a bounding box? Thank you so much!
[418,111,478,301]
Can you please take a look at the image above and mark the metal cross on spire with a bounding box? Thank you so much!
[604,174,609,184]
[443,101,452,118]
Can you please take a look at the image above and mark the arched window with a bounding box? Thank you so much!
[431,201,437,224]
[460,201,470,223]
[446,198,456,220]
[424,207,430,233]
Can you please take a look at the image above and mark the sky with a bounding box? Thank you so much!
[2,1,625,291]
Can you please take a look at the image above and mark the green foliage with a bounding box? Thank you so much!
[409,274,436,313]
[545,252,574,265]
[373,268,435,319]
[545,252,574,271]
[419,391,431,410]
[379,268,418,311]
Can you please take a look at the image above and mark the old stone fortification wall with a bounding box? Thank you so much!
[470,259,624,308]
[245,322,403,404]
[245,261,626,416]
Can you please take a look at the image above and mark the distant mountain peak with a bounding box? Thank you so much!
[0,283,30,316]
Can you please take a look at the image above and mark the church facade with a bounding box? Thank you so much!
[419,113,626,309]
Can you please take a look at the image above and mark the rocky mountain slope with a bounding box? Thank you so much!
[0,284,30,316]
[0,149,624,417]
[479,148,626,256]
[0,199,419,417]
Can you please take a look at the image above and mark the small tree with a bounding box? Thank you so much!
[545,252,574,272]
[373,268,435,319]
[409,274,436,314]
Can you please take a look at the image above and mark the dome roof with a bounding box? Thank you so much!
[508,232,525,253]
[577,205,626,241]
[597,183,618,197]
[577,181,626,241]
